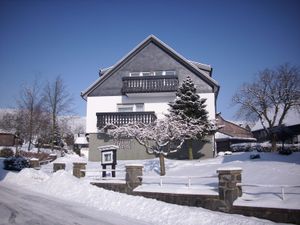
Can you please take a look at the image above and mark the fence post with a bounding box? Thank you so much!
[53,163,66,172]
[29,158,40,169]
[217,167,242,211]
[73,162,87,178]
[125,164,143,193]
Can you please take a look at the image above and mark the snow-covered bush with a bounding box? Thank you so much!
[230,143,263,152]
[0,147,14,158]
[279,148,292,155]
[231,142,300,152]
[3,156,30,171]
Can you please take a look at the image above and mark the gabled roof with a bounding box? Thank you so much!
[216,114,254,139]
[251,107,300,131]
[81,35,219,100]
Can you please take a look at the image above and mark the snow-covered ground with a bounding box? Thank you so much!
[1,152,300,224]
[0,182,149,225]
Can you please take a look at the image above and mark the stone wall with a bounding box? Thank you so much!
[232,205,300,224]
[133,191,226,211]
[91,182,128,194]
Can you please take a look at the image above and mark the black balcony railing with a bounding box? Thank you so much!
[96,111,157,129]
[122,75,178,94]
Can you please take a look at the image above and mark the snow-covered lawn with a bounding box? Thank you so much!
[1,152,299,224]
[44,152,300,210]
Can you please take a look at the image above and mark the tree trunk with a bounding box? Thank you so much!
[271,134,277,152]
[51,115,56,152]
[188,139,193,160]
[28,133,32,151]
[159,153,166,176]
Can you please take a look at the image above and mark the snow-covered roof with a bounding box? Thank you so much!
[81,35,220,100]
[215,132,231,139]
[0,128,16,134]
[251,107,300,131]
[188,60,212,77]
[216,114,254,139]
[215,132,256,141]
[74,136,88,145]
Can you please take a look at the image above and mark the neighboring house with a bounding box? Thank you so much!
[74,134,89,149]
[215,114,256,152]
[81,35,219,161]
[0,130,16,147]
[74,134,89,157]
[252,108,300,144]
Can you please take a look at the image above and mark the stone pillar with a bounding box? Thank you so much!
[29,158,40,168]
[73,162,87,178]
[217,167,242,210]
[125,164,143,191]
[53,163,66,172]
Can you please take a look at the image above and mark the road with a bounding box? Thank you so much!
[0,182,149,225]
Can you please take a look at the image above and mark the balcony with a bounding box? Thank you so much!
[122,75,178,95]
[96,111,157,129]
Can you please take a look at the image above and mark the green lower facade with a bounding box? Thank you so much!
[88,133,215,162]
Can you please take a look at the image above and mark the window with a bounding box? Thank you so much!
[117,104,134,112]
[129,70,176,77]
[164,70,176,76]
[141,72,151,76]
[154,71,163,76]
[129,72,140,77]
[135,103,144,111]
[117,103,144,112]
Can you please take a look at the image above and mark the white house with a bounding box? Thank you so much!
[81,35,219,161]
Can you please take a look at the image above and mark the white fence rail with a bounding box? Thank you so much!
[139,175,217,187]
[237,183,300,200]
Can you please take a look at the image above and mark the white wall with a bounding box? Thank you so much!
[86,93,215,133]
[199,93,216,120]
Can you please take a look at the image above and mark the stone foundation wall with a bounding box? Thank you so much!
[91,182,128,194]
[133,191,226,211]
[232,205,300,224]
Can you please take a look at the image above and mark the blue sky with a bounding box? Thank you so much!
[0,0,299,120]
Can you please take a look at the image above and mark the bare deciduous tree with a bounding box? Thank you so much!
[44,76,73,151]
[17,79,44,150]
[0,110,18,132]
[232,63,300,151]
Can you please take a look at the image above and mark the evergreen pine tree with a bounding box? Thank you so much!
[168,76,212,159]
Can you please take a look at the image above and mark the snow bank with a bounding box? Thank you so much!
[3,168,276,225]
